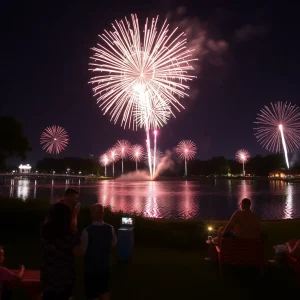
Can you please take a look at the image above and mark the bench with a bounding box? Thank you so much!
[216,238,264,276]
[11,270,41,299]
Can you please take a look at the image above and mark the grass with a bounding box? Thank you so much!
[0,197,299,299]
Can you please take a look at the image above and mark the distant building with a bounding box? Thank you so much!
[269,170,286,178]
[18,164,32,174]
[269,169,300,178]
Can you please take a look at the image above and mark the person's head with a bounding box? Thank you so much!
[43,203,73,241]
[63,188,79,206]
[0,245,4,265]
[241,198,251,210]
[91,204,104,222]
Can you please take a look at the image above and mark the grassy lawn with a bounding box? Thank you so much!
[0,198,299,299]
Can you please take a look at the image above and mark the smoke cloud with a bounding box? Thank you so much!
[167,6,229,72]
[116,150,176,180]
[234,24,269,42]
[153,150,175,178]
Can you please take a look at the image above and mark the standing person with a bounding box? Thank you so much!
[0,245,25,300]
[41,202,83,300]
[81,204,117,300]
[60,188,80,231]
[222,198,260,239]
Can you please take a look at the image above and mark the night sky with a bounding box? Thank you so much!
[1,0,300,165]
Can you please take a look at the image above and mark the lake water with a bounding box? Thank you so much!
[0,177,299,220]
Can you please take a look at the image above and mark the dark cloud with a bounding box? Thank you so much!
[234,24,269,42]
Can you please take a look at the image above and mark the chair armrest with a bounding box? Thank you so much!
[285,253,298,263]
[216,246,221,253]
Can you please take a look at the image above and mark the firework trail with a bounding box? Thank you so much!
[129,144,145,171]
[144,148,163,175]
[235,149,250,176]
[40,126,69,155]
[176,140,197,176]
[107,148,119,177]
[89,14,196,178]
[115,140,131,173]
[254,101,300,169]
[100,153,110,177]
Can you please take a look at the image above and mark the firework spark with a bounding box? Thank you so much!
[144,148,163,169]
[235,149,250,176]
[176,140,197,176]
[89,14,196,178]
[254,101,300,168]
[130,144,145,170]
[40,126,69,154]
[99,153,110,177]
[115,140,131,173]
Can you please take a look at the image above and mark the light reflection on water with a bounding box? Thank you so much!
[1,177,300,220]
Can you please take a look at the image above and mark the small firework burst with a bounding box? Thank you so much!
[40,125,69,154]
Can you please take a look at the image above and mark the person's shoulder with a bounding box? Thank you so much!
[232,210,241,216]
[102,222,115,232]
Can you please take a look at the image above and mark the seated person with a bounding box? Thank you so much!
[0,245,25,299]
[221,198,260,239]
[273,239,300,265]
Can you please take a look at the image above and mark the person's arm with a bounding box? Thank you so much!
[111,226,117,246]
[223,211,238,234]
[72,230,84,257]
[80,228,89,255]
[71,203,80,231]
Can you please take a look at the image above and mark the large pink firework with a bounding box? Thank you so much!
[254,101,300,169]
[176,140,197,176]
[40,125,69,154]
[89,14,196,179]
[130,144,145,170]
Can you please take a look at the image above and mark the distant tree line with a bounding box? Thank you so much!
[34,153,300,177]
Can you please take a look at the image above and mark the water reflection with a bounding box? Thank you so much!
[178,181,198,219]
[144,181,161,218]
[9,179,14,198]
[1,177,300,220]
[284,183,293,219]
[17,179,30,200]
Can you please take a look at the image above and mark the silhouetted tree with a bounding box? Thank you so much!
[0,116,30,167]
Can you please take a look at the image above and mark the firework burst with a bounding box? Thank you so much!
[40,125,69,155]
[115,140,131,173]
[107,147,119,177]
[130,144,145,170]
[89,14,196,178]
[176,140,197,176]
[99,153,110,177]
[254,101,300,168]
[235,149,250,176]
[235,149,250,164]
